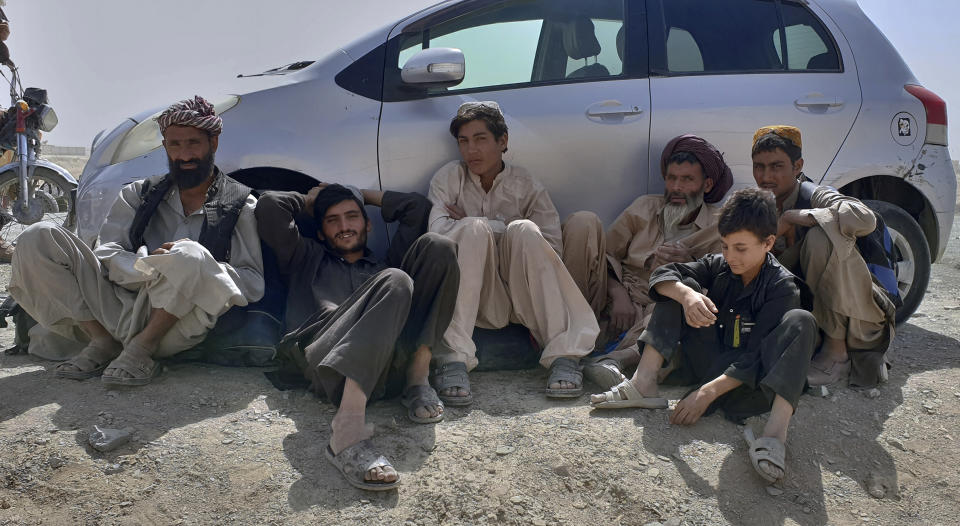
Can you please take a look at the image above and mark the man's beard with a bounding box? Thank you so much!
[168,150,215,189]
[662,190,705,238]
[325,228,368,256]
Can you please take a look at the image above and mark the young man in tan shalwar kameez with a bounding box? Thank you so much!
[427,101,599,405]
[752,125,895,387]
[562,135,733,389]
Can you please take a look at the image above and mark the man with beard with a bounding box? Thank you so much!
[9,96,264,385]
[562,135,733,389]
[255,183,458,491]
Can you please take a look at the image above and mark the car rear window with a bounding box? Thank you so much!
[654,0,841,74]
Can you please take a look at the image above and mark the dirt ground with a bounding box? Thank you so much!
[0,216,958,526]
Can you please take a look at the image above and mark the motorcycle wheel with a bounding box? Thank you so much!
[0,168,76,242]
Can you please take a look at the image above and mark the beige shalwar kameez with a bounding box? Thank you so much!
[9,174,264,360]
[562,195,722,351]
[427,160,599,370]
[776,182,893,385]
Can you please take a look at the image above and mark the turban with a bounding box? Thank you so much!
[660,135,733,204]
[753,125,802,150]
[156,95,222,136]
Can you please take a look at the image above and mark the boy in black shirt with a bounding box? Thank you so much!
[591,188,816,484]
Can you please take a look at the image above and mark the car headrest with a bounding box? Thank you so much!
[806,52,839,70]
[563,17,601,60]
[616,25,624,61]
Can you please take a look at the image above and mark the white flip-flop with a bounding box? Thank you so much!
[590,379,668,409]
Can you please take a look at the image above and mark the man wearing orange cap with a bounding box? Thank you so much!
[751,125,894,387]
[562,135,734,389]
[9,96,264,386]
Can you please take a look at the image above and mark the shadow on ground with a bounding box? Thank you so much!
[591,322,959,526]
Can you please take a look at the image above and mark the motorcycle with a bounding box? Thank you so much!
[0,46,77,242]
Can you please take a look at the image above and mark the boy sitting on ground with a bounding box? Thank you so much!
[591,188,816,484]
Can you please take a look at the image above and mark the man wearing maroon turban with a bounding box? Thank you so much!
[9,96,264,386]
[562,135,734,389]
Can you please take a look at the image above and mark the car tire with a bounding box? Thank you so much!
[862,200,930,325]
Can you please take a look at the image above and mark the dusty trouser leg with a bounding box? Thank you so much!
[394,233,460,419]
[294,268,413,404]
[498,219,600,374]
[136,240,251,356]
[729,309,816,481]
[437,218,511,371]
[9,223,128,371]
[561,211,644,376]
[799,226,886,377]
[101,241,249,382]
[704,309,815,426]
[591,288,706,405]
[293,269,409,486]
[561,211,607,313]
[631,281,718,394]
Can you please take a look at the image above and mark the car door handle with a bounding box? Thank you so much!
[586,101,644,116]
[794,96,844,108]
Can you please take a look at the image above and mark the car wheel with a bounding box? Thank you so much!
[862,200,931,325]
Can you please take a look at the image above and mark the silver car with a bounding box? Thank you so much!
[79,0,953,322]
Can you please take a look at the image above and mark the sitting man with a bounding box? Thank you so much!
[752,125,894,387]
[256,183,459,491]
[591,188,816,485]
[427,101,599,404]
[563,135,733,389]
[9,96,264,385]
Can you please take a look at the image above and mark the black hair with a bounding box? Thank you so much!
[666,151,701,168]
[312,184,368,224]
[751,133,802,163]
[449,105,509,153]
[718,188,778,240]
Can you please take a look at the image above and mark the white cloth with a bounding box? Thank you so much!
[427,162,598,370]
[428,160,563,254]
[9,175,263,359]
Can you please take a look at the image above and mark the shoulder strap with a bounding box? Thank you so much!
[129,176,174,251]
[796,180,816,211]
[198,171,252,262]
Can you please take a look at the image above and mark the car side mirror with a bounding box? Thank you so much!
[401,47,465,88]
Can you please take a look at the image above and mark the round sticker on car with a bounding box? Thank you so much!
[891,112,917,146]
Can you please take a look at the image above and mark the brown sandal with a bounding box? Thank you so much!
[53,341,122,380]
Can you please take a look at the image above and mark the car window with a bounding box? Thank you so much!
[774,1,841,71]
[660,0,783,73]
[395,0,625,94]
[400,19,544,90]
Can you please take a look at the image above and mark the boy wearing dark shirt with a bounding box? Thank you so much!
[591,188,816,484]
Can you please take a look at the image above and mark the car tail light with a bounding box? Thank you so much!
[905,84,948,146]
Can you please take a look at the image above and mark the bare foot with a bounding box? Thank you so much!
[330,413,396,484]
[549,379,578,391]
[757,433,786,482]
[408,382,443,420]
[438,386,470,401]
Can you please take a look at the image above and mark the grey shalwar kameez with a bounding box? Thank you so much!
[255,190,459,404]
